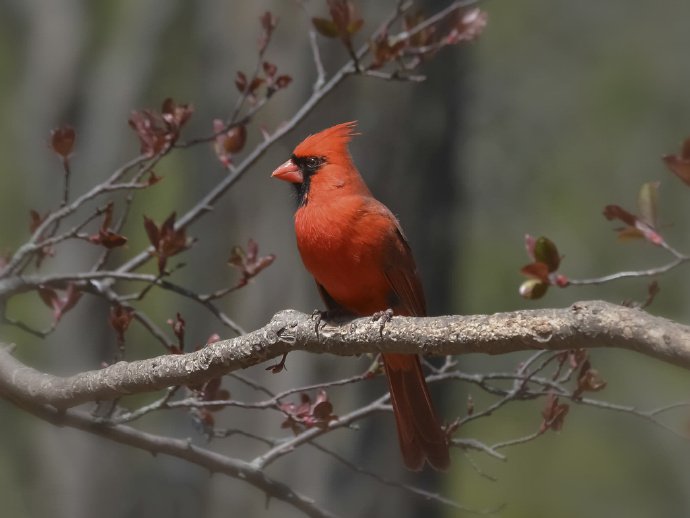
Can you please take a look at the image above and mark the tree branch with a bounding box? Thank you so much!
[1,300,689,410]
[0,383,335,518]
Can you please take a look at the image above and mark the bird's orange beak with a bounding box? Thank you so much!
[271,159,303,183]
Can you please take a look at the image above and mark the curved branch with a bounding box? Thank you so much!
[0,384,335,518]
[1,300,689,410]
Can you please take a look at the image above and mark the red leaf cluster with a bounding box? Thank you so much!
[89,202,127,249]
[445,8,488,44]
[573,360,607,398]
[128,98,193,156]
[275,74,292,89]
[143,213,190,274]
[262,61,277,77]
[228,239,276,289]
[663,137,690,186]
[109,304,134,344]
[191,375,231,430]
[258,11,277,53]
[263,61,293,97]
[540,393,569,433]
[50,125,76,159]
[280,390,337,434]
[312,0,363,45]
[38,283,82,324]
[519,235,568,300]
[235,71,265,101]
[603,182,664,246]
[370,7,487,70]
[369,33,407,69]
[234,63,291,108]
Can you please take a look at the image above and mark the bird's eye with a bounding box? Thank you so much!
[305,157,321,169]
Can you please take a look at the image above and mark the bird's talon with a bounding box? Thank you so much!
[371,308,394,337]
[311,309,328,338]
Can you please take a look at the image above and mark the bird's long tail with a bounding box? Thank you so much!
[382,353,450,471]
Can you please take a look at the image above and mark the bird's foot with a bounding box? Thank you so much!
[371,308,394,338]
[311,309,327,338]
[311,308,353,338]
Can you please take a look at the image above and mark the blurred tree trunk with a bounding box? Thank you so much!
[393,54,467,518]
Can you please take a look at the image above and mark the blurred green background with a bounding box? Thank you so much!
[1,1,690,517]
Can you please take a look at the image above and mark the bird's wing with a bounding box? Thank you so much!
[383,225,428,318]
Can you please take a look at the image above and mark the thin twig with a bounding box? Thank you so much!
[252,393,390,469]
[2,154,152,276]
[568,257,689,286]
[0,386,337,518]
[310,442,498,515]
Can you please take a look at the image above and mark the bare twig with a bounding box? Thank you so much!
[10,271,245,336]
[0,385,337,518]
[310,442,497,514]
[2,154,153,276]
[252,393,390,469]
[568,257,690,286]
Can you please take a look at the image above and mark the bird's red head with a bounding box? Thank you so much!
[271,121,366,206]
[271,121,357,184]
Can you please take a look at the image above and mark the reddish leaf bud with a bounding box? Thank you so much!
[224,125,247,154]
[533,236,561,272]
[275,75,292,89]
[228,239,276,288]
[553,274,569,288]
[109,304,134,343]
[312,17,339,38]
[663,137,690,186]
[263,61,277,78]
[637,182,660,227]
[258,11,277,52]
[39,283,82,324]
[143,213,189,274]
[235,71,248,93]
[50,126,76,158]
[524,234,537,260]
[541,394,569,432]
[521,262,550,283]
[168,312,186,350]
[519,279,548,299]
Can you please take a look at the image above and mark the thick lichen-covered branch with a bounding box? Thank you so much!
[1,300,689,410]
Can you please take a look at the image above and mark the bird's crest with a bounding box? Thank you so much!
[293,121,358,161]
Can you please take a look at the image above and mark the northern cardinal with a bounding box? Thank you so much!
[271,121,450,471]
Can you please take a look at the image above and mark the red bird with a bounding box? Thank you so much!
[271,121,450,471]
